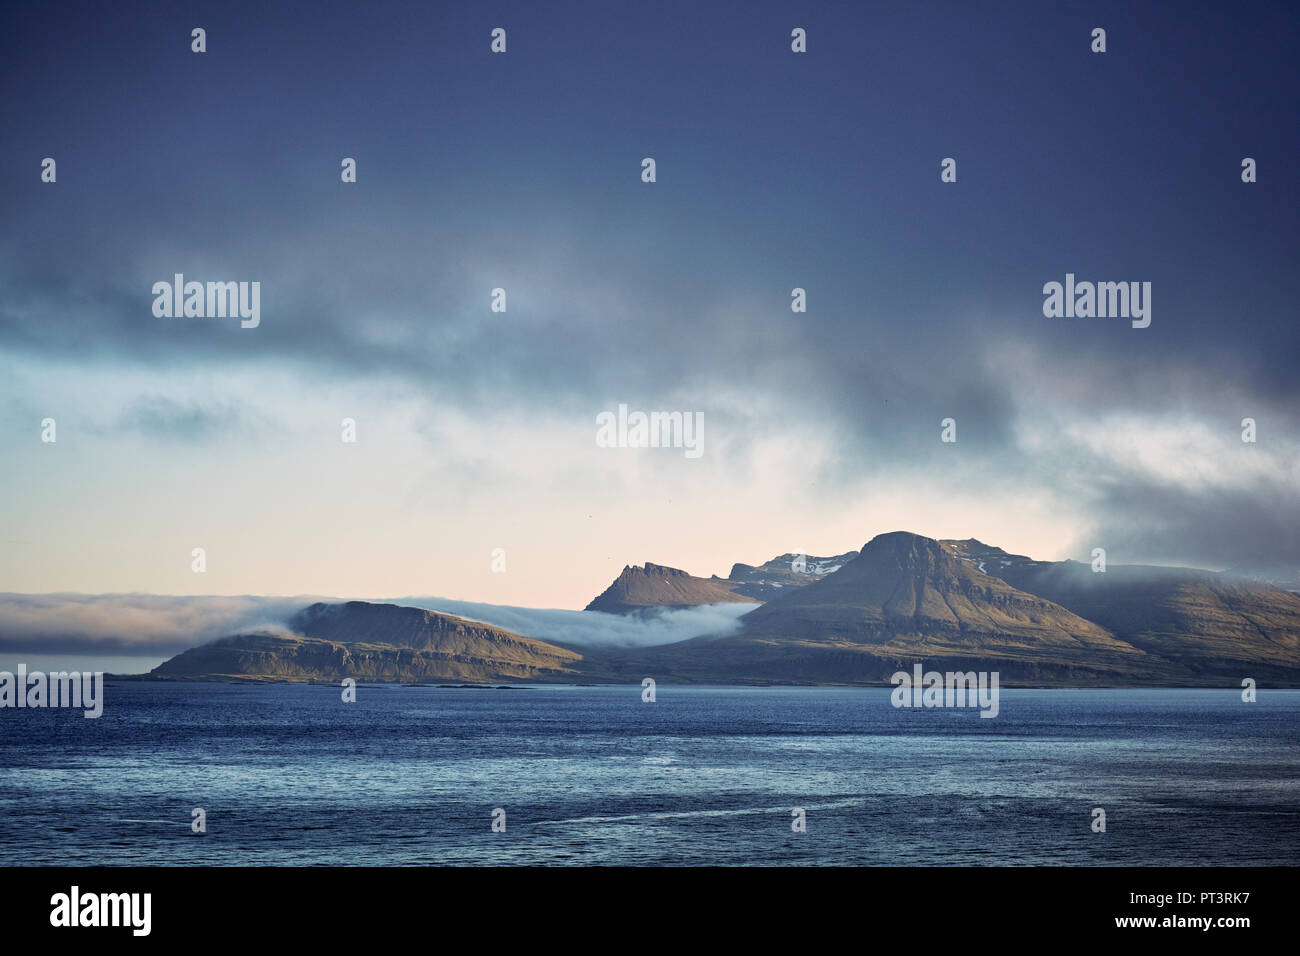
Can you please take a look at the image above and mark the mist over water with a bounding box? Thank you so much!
[0,594,752,671]
[0,594,313,659]
[396,597,753,647]
[1,685,1294,866]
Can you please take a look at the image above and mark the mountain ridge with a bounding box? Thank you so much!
[142,532,1300,686]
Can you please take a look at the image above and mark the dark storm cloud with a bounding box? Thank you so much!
[0,0,1296,569]
[1083,480,1300,572]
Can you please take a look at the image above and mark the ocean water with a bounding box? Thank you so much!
[0,683,1296,866]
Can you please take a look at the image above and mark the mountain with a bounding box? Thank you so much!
[939,538,1039,574]
[702,531,1154,682]
[726,550,859,599]
[1223,565,1300,593]
[956,551,1300,682]
[150,601,582,682]
[584,563,759,614]
[143,535,1300,686]
[579,532,1164,685]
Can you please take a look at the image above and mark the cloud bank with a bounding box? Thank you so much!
[0,593,752,658]
[397,597,752,648]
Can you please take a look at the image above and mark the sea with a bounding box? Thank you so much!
[1,683,1296,866]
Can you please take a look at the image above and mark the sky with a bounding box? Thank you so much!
[2,0,1297,638]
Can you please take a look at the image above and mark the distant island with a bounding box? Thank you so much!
[141,531,1300,687]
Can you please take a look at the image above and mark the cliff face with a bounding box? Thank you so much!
[584,563,759,614]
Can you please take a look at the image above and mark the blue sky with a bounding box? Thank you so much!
[1,0,1297,620]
